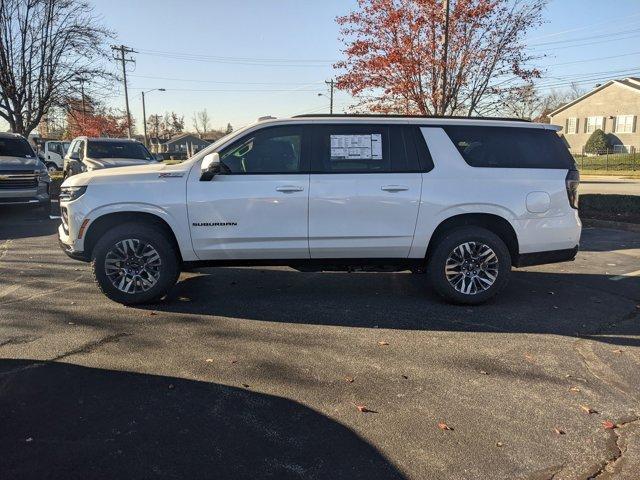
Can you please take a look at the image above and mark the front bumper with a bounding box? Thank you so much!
[58,235,88,262]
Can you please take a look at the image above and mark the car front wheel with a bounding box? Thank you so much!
[427,227,511,305]
[91,223,179,305]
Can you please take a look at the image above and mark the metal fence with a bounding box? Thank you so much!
[573,148,639,172]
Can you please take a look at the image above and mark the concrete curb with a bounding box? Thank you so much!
[582,218,640,233]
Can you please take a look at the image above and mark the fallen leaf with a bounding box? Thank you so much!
[401,375,409,379]
[230,359,238,364]
[168,384,174,390]
[612,349,623,354]
[602,420,616,430]
[25,437,33,442]
[524,353,535,362]
[68,322,75,325]
[149,311,158,316]
[580,405,598,414]
[437,422,453,431]
[205,358,213,363]
[355,403,377,413]
[569,386,581,393]
[496,441,503,447]
[378,341,389,346]
[345,376,354,383]
[479,370,488,375]
[242,383,250,388]
[554,427,565,435]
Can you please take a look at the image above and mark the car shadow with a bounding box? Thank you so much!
[0,359,404,480]
[0,205,59,240]
[138,267,640,348]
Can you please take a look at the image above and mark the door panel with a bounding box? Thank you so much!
[308,124,423,258]
[309,173,422,258]
[187,124,311,260]
[187,174,310,260]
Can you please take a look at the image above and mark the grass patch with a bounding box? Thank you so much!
[579,194,640,224]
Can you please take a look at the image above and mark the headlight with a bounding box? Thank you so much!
[59,186,87,202]
[38,168,50,182]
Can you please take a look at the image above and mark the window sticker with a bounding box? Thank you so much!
[330,134,382,160]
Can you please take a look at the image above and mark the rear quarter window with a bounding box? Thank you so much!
[443,126,575,169]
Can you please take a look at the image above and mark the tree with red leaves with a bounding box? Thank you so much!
[335,0,546,116]
[65,102,129,139]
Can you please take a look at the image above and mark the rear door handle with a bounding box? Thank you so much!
[381,185,409,192]
[276,185,304,193]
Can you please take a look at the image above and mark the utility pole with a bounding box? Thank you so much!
[441,0,450,116]
[141,88,165,147]
[325,79,335,115]
[111,44,137,137]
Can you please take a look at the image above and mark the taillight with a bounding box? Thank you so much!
[565,169,580,209]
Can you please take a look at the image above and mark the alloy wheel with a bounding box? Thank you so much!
[444,241,499,295]
[104,238,162,294]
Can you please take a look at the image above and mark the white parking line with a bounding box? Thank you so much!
[609,269,640,281]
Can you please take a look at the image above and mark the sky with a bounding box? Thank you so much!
[7,0,640,133]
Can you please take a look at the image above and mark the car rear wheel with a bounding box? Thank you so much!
[91,223,179,305]
[427,227,511,305]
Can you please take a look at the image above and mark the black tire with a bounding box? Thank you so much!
[427,226,511,305]
[91,223,180,305]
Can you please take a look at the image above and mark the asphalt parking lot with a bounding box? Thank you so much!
[1,206,639,480]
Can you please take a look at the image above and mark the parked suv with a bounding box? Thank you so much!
[58,116,581,305]
[0,132,51,214]
[63,137,156,178]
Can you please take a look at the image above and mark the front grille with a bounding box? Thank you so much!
[0,171,38,190]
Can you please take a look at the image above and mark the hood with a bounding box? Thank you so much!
[61,161,189,188]
[84,157,155,169]
[0,155,43,171]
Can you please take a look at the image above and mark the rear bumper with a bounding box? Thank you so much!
[514,245,579,268]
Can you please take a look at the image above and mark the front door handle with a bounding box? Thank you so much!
[276,185,304,193]
[381,185,409,192]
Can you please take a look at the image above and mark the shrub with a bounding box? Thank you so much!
[584,129,610,154]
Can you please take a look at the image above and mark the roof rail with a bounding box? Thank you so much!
[292,113,531,122]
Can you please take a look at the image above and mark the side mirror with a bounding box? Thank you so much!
[200,152,221,181]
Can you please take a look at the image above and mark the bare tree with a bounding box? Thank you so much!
[500,83,543,120]
[0,0,115,136]
[192,109,210,137]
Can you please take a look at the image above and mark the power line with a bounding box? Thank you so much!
[541,50,640,67]
[530,32,640,52]
[529,26,640,47]
[128,74,324,86]
[526,12,640,41]
[128,87,322,93]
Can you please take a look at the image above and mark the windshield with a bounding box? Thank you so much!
[87,141,155,160]
[0,137,36,158]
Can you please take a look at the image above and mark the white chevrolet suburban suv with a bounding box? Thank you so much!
[58,115,581,305]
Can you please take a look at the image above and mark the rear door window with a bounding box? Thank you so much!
[443,126,575,169]
[311,124,421,173]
